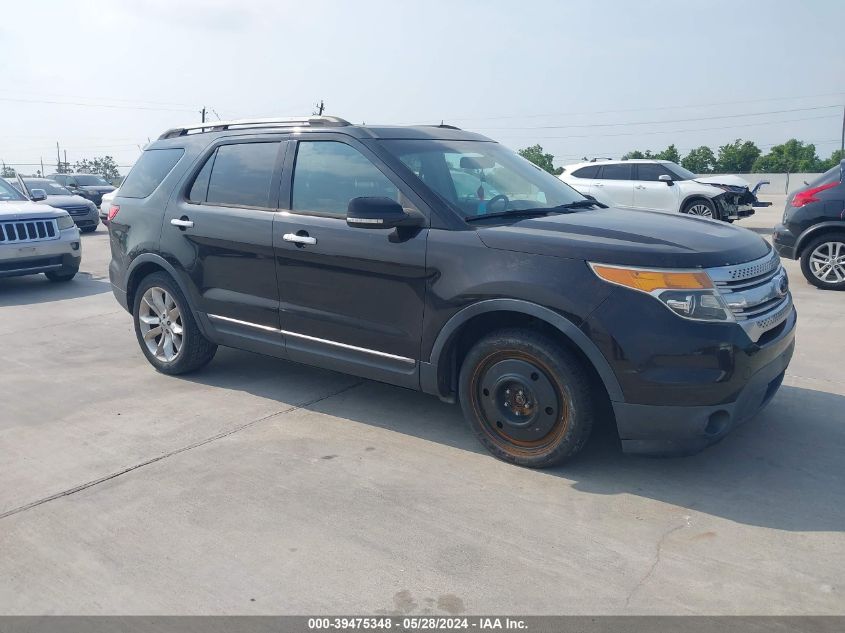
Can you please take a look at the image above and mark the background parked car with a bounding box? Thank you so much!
[48,173,115,207]
[8,177,99,233]
[774,160,845,290]
[559,159,766,222]
[99,189,117,224]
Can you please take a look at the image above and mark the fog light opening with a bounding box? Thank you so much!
[705,410,731,436]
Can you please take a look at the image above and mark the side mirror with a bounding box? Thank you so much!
[29,188,48,202]
[658,174,674,186]
[347,197,422,229]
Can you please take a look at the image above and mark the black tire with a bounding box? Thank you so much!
[458,328,594,468]
[81,226,97,233]
[133,272,217,374]
[800,232,845,290]
[682,198,718,220]
[45,268,78,282]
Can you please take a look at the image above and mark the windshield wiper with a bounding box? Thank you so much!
[464,199,605,223]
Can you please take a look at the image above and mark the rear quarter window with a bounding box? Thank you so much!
[119,148,185,198]
[572,165,600,179]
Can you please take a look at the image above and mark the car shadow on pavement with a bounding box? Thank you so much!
[182,348,844,533]
[0,272,110,306]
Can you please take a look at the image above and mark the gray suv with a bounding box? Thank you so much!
[0,179,81,281]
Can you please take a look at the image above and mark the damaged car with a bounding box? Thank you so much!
[559,159,769,222]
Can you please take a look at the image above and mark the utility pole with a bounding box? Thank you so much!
[40,157,44,177]
[64,150,68,172]
[840,104,844,155]
[314,100,325,116]
[56,142,62,173]
[201,106,206,123]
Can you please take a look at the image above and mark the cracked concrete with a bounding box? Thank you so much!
[0,207,843,614]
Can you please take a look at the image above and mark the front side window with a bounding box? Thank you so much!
[636,164,672,181]
[205,142,280,208]
[120,148,185,199]
[0,178,26,201]
[292,141,399,217]
[380,139,584,218]
[598,164,632,180]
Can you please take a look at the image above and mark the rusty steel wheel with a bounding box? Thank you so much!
[459,328,594,468]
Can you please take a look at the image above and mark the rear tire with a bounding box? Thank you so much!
[800,233,845,290]
[458,328,594,468]
[682,198,717,219]
[133,272,217,374]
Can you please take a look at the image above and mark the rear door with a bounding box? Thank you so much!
[564,165,599,196]
[272,135,429,387]
[632,163,681,212]
[161,138,286,331]
[593,163,634,207]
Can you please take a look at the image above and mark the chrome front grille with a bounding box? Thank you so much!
[709,249,792,342]
[0,219,59,244]
[64,205,91,216]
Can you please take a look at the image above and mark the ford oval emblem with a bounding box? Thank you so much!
[776,273,789,298]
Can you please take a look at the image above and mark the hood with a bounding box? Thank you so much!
[79,185,116,194]
[0,200,69,220]
[694,175,750,190]
[475,207,770,268]
[43,194,95,208]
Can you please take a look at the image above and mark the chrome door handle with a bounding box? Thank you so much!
[283,233,317,245]
[593,183,604,187]
[170,218,194,228]
[635,185,646,190]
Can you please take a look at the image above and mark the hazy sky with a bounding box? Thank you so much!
[1,0,843,174]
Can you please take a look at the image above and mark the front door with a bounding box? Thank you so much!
[273,137,429,387]
[161,139,286,331]
[632,163,681,212]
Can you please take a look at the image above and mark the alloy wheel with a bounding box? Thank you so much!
[138,286,184,362]
[687,203,713,217]
[809,241,845,284]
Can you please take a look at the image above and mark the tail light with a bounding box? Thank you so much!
[792,181,838,207]
[107,204,120,221]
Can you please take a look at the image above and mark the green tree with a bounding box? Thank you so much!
[715,139,761,173]
[681,146,716,174]
[653,144,681,163]
[621,149,654,160]
[1,164,16,178]
[752,139,823,173]
[819,149,845,171]
[74,155,121,181]
[517,144,562,175]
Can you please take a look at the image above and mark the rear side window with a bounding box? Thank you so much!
[599,164,632,180]
[572,165,599,179]
[120,148,184,198]
[188,153,215,202]
[205,142,280,208]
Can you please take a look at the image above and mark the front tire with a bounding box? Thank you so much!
[45,267,78,282]
[458,328,594,468]
[800,233,845,290]
[133,272,217,374]
[682,198,718,219]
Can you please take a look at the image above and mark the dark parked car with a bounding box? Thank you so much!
[49,173,115,207]
[9,177,99,232]
[108,116,796,468]
[774,160,845,290]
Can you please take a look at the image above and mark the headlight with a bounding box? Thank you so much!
[590,263,734,322]
[56,214,75,230]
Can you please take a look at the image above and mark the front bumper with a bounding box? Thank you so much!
[68,207,100,230]
[0,228,82,278]
[615,336,793,455]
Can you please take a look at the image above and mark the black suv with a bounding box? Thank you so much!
[774,160,845,290]
[108,116,796,468]
[49,173,116,207]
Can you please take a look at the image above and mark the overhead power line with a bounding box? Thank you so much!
[477,105,843,131]
[0,96,195,113]
[442,91,845,122]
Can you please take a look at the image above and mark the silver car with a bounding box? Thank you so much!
[0,178,82,282]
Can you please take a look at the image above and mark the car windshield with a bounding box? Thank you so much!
[0,178,27,202]
[664,163,697,181]
[24,179,71,195]
[380,139,586,219]
[74,174,110,186]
